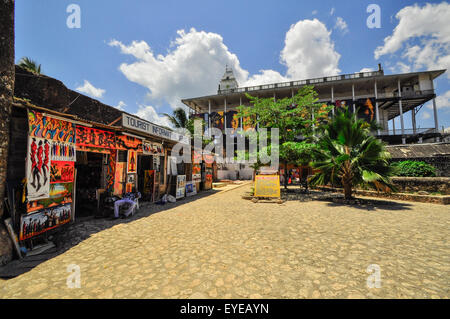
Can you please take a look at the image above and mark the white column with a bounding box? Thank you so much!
[411,109,417,135]
[331,86,335,116]
[352,84,356,114]
[374,81,380,135]
[398,79,405,144]
[392,119,396,135]
[431,77,440,142]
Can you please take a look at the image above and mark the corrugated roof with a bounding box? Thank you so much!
[386,143,450,158]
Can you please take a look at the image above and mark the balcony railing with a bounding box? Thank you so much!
[377,128,437,136]
[218,70,384,95]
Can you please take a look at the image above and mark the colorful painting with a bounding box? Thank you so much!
[176,175,186,199]
[26,137,52,201]
[27,195,72,213]
[114,162,125,196]
[49,182,73,200]
[125,183,134,193]
[210,112,224,130]
[116,135,143,151]
[192,164,201,181]
[20,203,72,241]
[185,181,197,197]
[127,150,137,174]
[76,125,116,149]
[51,141,76,162]
[50,161,74,184]
[142,142,163,156]
[106,149,117,193]
[28,110,76,143]
[226,111,239,133]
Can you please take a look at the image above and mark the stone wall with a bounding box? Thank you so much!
[391,177,450,195]
[390,157,450,177]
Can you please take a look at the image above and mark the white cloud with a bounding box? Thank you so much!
[374,2,450,78]
[427,90,450,110]
[330,7,335,16]
[334,17,349,34]
[75,80,105,98]
[135,105,173,128]
[109,21,341,109]
[421,111,431,120]
[280,19,341,79]
[114,101,126,111]
[359,67,374,72]
[389,61,411,74]
[312,10,318,15]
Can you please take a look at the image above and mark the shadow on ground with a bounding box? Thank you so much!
[0,189,220,279]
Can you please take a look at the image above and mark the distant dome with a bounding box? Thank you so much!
[218,66,239,93]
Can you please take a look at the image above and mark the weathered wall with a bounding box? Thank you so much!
[391,177,450,195]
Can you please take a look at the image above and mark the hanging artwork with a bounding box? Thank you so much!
[27,195,72,213]
[125,183,134,193]
[49,182,73,200]
[226,111,239,134]
[20,203,72,241]
[185,181,197,197]
[210,112,224,130]
[113,162,125,196]
[143,142,164,156]
[176,175,186,199]
[50,161,75,184]
[356,98,376,122]
[127,150,137,174]
[26,137,52,201]
[28,110,76,143]
[106,149,117,193]
[76,125,116,149]
[51,141,76,161]
[143,170,155,197]
[116,135,143,151]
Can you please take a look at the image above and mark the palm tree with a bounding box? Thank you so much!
[309,107,395,200]
[18,57,41,74]
[161,107,188,129]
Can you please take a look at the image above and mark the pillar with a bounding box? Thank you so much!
[431,77,440,142]
[331,86,335,116]
[374,81,380,135]
[398,79,405,144]
[352,84,356,114]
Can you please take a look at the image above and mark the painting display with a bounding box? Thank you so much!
[20,203,72,241]
[116,135,143,151]
[50,161,74,184]
[51,141,76,162]
[143,170,155,197]
[143,142,164,156]
[113,162,125,196]
[176,175,186,199]
[26,137,52,201]
[106,149,117,193]
[76,125,116,149]
[49,182,73,200]
[27,195,72,213]
[127,150,137,174]
[204,167,213,190]
[28,110,76,143]
[185,181,197,197]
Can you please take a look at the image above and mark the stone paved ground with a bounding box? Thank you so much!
[1,184,449,299]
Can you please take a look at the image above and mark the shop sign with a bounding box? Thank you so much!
[122,114,189,144]
[254,175,281,198]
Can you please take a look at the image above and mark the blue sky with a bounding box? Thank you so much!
[16,0,450,130]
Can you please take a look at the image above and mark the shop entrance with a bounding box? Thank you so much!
[75,151,106,217]
[138,155,156,202]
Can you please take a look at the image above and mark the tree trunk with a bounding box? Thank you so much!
[343,181,353,200]
[284,160,288,189]
[0,0,15,265]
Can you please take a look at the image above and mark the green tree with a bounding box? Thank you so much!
[237,85,332,188]
[18,57,41,74]
[309,107,395,199]
[161,107,188,129]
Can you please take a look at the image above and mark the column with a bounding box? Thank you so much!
[431,76,440,142]
[411,108,417,135]
[392,119,396,135]
[352,84,356,114]
[331,86,335,116]
[208,100,211,136]
[398,79,405,144]
[374,81,380,135]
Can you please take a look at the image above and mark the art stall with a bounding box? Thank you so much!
[21,110,76,244]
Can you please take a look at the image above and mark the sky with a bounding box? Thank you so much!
[15,0,450,131]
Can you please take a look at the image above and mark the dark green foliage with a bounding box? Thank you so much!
[392,160,436,177]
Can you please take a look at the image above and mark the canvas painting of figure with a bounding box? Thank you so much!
[26,137,52,201]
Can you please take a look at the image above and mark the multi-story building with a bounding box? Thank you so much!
[182,65,446,145]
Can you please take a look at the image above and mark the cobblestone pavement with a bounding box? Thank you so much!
[1,184,449,299]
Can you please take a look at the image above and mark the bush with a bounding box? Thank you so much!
[392,160,436,177]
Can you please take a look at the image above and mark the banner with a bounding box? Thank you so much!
[76,125,116,149]
[143,142,164,156]
[116,135,143,151]
[127,150,137,174]
[20,203,72,241]
[254,175,281,198]
[50,161,74,184]
[26,137,51,201]
[28,110,76,143]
